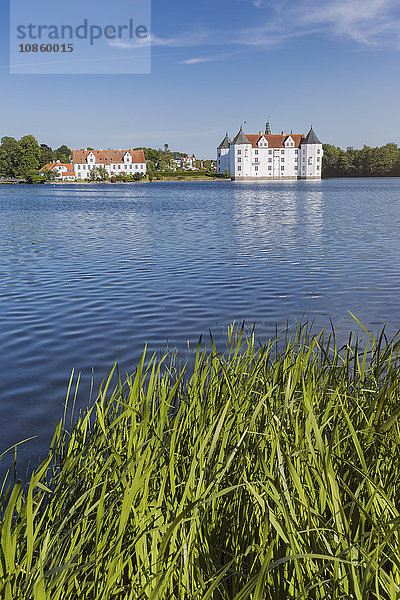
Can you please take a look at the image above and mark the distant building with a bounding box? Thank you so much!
[40,161,76,181]
[72,149,146,178]
[172,156,197,170]
[217,121,323,180]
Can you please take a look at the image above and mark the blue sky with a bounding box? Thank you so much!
[1,0,400,157]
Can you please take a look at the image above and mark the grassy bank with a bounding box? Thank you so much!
[1,323,400,599]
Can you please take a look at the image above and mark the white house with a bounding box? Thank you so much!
[217,123,323,180]
[172,156,197,170]
[72,149,146,179]
[40,161,76,180]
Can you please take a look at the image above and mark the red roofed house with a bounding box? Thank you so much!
[40,161,76,181]
[217,120,323,180]
[72,149,146,179]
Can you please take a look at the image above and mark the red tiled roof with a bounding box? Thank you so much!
[245,134,305,149]
[40,162,74,172]
[72,149,146,164]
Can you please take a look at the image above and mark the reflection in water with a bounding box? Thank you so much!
[304,191,323,238]
[233,184,324,249]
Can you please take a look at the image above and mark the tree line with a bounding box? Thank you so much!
[0,135,71,182]
[322,143,400,178]
[0,136,194,183]
[3,134,399,182]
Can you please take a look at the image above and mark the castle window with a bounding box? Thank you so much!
[268,166,272,170]
[255,166,258,171]
[281,166,284,170]
[268,158,272,163]
[281,150,285,154]
[238,158,241,163]
[255,150,258,155]
[255,158,258,163]
[238,166,241,171]
[317,149,321,154]
[238,150,241,155]
[317,165,320,170]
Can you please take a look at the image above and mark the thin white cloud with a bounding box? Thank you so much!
[110,0,400,59]
[242,0,400,49]
[181,57,217,64]
[180,51,238,65]
[299,0,400,46]
[109,31,207,50]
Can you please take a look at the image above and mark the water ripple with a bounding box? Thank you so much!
[2,179,400,471]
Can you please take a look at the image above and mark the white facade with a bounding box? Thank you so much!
[217,126,323,180]
[40,161,76,180]
[72,149,147,179]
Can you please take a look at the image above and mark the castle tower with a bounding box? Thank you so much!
[217,132,231,175]
[299,126,323,180]
[230,126,252,179]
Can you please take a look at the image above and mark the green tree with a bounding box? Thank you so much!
[39,144,55,168]
[322,142,400,178]
[0,136,20,177]
[54,145,72,163]
[41,167,59,182]
[89,166,109,181]
[18,135,41,181]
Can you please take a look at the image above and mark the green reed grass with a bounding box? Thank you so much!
[1,322,400,599]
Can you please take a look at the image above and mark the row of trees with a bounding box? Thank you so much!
[322,143,400,178]
[0,135,71,183]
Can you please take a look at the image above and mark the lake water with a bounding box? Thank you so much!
[1,178,400,472]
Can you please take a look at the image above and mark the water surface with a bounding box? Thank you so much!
[1,179,399,470]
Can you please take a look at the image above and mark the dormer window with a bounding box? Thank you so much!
[284,136,295,148]
[258,137,268,148]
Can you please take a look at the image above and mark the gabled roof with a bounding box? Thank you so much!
[72,149,146,164]
[245,134,305,149]
[301,127,321,145]
[40,162,75,174]
[231,127,251,145]
[218,133,231,149]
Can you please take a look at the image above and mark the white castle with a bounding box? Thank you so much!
[217,121,323,180]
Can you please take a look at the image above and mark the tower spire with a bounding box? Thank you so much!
[265,116,271,135]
